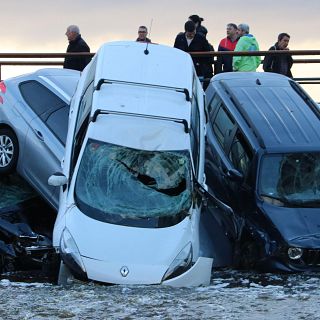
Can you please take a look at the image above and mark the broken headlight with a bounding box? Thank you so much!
[60,228,86,274]
[162,242,193,281]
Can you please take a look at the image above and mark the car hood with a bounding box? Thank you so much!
[261,202,320,247]
[65,206,195,284]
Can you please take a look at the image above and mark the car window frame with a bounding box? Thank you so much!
[19,79,70,146]
[19,80,67,121]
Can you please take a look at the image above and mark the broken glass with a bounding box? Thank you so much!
[259,152,320,206]
[74,140,192,223]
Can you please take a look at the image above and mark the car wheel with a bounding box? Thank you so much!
[0,128,19,175]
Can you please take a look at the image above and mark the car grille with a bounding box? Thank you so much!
[302,249,320,266]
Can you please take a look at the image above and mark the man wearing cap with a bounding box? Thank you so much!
[174,20,213,89]
[189,14,208,38]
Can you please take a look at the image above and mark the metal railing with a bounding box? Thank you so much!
[1,50,320,83]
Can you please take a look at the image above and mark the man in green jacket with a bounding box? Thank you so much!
[233,24,261,72]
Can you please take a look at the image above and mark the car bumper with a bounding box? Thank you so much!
[79,256,213,287]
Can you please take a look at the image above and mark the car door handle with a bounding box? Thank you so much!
[34,129,44,141]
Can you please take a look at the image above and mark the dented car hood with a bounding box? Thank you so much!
[261,202,320,248]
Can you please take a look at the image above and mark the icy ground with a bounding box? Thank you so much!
[0,270,319,320]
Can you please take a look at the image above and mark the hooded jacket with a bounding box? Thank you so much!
[233,34,261,72]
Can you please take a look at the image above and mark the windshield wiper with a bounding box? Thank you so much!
[287,199,320,208]
[260,194,291,206]
[260,194,319,207]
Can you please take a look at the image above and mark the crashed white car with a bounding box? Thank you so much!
[50,41,213,286]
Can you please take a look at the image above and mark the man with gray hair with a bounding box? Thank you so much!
[232,23,261,72]
[63,25,91,71]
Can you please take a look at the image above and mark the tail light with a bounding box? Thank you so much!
[0,81,6,93]
[0,81,5,104]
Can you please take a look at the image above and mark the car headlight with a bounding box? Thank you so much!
[162,242,193,281]
[288,247,303,260]
[60,228,86,273]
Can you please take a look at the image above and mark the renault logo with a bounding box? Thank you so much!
[120,266,129,277]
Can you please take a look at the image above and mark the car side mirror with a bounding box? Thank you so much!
[226,169,244,182]
[48,172,68,187]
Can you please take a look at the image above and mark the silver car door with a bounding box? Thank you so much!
[23,114,64,209]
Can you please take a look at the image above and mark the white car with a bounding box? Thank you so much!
[50,41,214,286]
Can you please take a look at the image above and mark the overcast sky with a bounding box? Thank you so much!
[1,0,320,99]
[1,0,319,51]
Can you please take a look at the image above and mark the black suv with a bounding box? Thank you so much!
[205,72,320,272]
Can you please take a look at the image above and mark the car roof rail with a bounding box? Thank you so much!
[220,79,266,149]
[90,109,189,133]
[94,79,191,102]
[289,80,320,120]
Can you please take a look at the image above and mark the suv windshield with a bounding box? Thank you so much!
[259,152,320,207]
[74,140,192,227]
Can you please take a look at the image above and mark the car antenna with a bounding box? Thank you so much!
[144,18,153,55]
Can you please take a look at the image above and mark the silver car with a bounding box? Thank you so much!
[0,68,80,210]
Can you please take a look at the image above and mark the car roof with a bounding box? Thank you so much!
[4,68,80,102]
[209,72,320,150]
[94,41,194,91]
[89,41,194,121]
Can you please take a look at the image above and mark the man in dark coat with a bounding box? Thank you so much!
[63,25,91,72]
[174,21,213,89]
[263,33,293,78]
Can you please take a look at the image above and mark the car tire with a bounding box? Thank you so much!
[0,128,19,175]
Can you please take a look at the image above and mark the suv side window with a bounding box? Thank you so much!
[207,94,221,115]
[190,75,200,176]
[212,106,236,152]
[228,130,253,176]
[19,80,66,121]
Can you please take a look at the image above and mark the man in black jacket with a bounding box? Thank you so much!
[63,25,91,72]
[263,33,293,78]
[174,21,213,89]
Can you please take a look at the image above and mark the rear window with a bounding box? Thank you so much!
[19,80,66,120]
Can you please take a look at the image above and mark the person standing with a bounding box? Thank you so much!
[188,14,208,38]
[216,23,239,73]
[174,21,213,89]
[63,25,91,72]
[263,33,293,78]
[136,26,151,43]
[232,23,261,72]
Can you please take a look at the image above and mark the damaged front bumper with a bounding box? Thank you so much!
[0,207,56,275]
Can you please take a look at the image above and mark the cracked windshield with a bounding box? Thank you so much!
[75,140,192,221]
[259,152,320,206]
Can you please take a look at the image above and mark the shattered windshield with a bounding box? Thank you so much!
[74,140,192,227]
[259,153,320,207]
